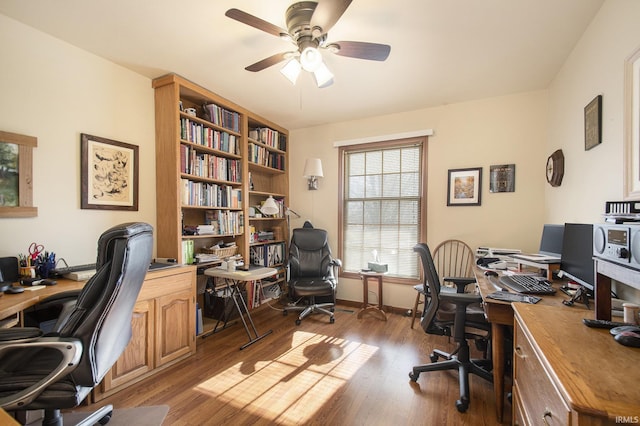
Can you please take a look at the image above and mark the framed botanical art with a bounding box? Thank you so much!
[447,167,482,206]
[81,133,139,211]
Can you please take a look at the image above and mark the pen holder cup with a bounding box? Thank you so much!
[36,260,55,279]
[19,267,35,278]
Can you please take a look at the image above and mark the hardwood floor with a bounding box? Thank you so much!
[93,302,508,425]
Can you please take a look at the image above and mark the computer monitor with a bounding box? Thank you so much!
[559,223,594,291]
[539,224,564,257]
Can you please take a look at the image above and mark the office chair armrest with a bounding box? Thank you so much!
[0,327,43,343]
[443,277,475,293]
[330,259,342,268]
[0,336,83,411]
[439,291,481,306]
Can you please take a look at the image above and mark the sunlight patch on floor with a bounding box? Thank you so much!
[195,330,379,424]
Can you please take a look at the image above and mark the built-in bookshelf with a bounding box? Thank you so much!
[152,73,289,334]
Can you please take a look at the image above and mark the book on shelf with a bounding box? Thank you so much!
[182,239,194,265]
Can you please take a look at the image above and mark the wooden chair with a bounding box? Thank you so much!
[410,239,475,329]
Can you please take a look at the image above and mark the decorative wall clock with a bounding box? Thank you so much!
[546,149,564,187]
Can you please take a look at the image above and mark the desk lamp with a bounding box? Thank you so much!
[261,196,280,216]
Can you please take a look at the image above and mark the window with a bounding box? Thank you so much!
[339,137,427,280]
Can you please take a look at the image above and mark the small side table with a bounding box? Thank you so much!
[357,271,387,321]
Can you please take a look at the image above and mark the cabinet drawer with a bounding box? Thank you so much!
[514,320,570,426]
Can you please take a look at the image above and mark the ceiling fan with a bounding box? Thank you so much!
[225,0,391,88]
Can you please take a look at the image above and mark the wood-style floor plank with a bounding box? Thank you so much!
[90,302,508,425]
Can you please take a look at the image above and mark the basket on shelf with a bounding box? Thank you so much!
[201,246,238,259]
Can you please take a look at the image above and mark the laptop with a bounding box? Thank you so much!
[512,224,564,263]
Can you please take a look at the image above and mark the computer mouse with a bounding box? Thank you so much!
[614,331,640,348]
[42,279,57,286]
[484,270,498,277]
[5,285,24,294]
[610,325,640,336]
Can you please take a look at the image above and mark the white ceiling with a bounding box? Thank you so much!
[0,0,604,130]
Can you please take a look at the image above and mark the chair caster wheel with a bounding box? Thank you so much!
[456,399,468,413]
[429,353,439,363]
[283,310,288,316]
[295,319,301,325]
[408,371,418,382]
[329,317,335,324]
[98,411,113,425]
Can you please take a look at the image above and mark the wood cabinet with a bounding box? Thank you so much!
[94,265,196,401]
[512,303,640,425]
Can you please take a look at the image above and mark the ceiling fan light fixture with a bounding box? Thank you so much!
[313,62,334,88]
[280,58,302,84]
[300,46,323,72]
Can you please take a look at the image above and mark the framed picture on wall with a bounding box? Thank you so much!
[447,167,482,206]
[584,94,602,151]
[489,164,515,193]
[0,130,38,217]
[81,133,139,211]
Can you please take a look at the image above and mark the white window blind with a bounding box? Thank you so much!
[341,139,424,279]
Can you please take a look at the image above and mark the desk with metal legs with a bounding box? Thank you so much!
[204,266,277,350]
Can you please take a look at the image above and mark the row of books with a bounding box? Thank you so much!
[249,127,287,151]
[180,118,240,154]
[180,146,242,182]
[208,210,244,235]
[204,103,240,133]
[181,179,242,208]
[248,143,286,171]
[245,280,282,310]
[250,242,285,267]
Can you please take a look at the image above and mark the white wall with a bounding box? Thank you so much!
[0,14,156,264]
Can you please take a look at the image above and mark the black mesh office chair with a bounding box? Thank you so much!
[0,222,153,425]
[409,243,492,413]
[283,227,341,325]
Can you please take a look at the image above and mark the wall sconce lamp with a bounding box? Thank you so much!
[303,158,324,190]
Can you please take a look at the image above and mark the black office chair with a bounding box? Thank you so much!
[283,227,341,325]
[0,222,153,425]
[409,243,492,413]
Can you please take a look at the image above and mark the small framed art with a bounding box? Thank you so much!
[81,133,139,211]
[489,164,515,193]
[584,95,602,151]
[447,167,482,206]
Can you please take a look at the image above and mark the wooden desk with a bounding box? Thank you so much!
[0,280,86,323]
[513,303,640,425]
[473,266,584,422]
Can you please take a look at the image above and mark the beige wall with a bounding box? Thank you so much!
[290,91,549,307]
[0,14,156,263]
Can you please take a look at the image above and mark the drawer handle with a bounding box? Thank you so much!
[542,409,552,425]
[514,345,526,358]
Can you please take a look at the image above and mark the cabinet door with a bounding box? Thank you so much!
[100,299,154,393]
[156,288,195,366]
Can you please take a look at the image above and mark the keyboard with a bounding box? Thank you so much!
[52,263,96,275]
[499,274,556,295]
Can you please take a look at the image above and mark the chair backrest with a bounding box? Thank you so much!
[288,228,334,279]
[58,222,153,387]
[432,239,474,286]
[413,243,443,334]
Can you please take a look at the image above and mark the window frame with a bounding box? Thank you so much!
[338,136,428,284]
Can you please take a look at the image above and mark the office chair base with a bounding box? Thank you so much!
[283,302,335,325]
[408,354,492,413]
[42,404,113,425]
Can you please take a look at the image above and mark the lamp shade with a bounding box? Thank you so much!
[280,59,301,84]
[261,195,280,215]
[303,158,324,178]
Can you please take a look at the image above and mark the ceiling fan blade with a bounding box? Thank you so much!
[245,52,291,72]
[329,41,391,61]
[226,8,288,38]
[310,0,353,34]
